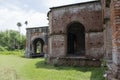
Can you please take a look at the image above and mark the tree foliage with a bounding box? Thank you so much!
[0,30,26,51]
[17,22,22,27]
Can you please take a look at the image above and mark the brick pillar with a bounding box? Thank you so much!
[107,0,120,80]
[25,29,32,58]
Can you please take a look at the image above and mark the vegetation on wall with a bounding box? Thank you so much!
[0,30,26,51]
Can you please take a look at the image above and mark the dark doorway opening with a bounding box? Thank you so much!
[32,38,44,57]
[67,22,85,56]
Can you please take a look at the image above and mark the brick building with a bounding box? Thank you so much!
[25,27,48,57]
[25,0,120,80]
[47,1,103,66]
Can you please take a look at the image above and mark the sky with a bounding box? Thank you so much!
[0,0,94,35]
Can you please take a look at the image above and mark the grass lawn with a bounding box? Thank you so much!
[0,54,106,80]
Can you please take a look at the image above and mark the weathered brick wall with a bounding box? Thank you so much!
[106,0,120,80]
[104,21,112,61]
[111,0,120,65]
[49,2,102,34]
[48,1,103,59]
[101,0,112,62]
[48,35,66,57]
[86,32,104,59]
[25,29,31,57]
[25,27,48,57]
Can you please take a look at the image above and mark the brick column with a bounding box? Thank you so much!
[107,0,120,80]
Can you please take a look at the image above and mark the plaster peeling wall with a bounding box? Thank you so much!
[48,1,103,59]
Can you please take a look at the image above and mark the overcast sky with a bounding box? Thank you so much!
[0,0,94,35]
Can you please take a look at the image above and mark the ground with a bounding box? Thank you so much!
[0,55,105,80]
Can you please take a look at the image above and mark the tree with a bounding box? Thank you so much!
[17,22,22,27]
[0,30,26,51]
[25,21,28,26]
[17,22,22,49]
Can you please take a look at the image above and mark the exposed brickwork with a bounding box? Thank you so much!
[25,27,48,57]
[24,1,120,80]
[49,2,103,34]
[101,0,112,62]
[111,0,120,80]
[102,0,120,80]
[111,0,120,65]
[47,1,104,66]
[86,32,104,59]
[25,1,120,79]
[48,57,101,67]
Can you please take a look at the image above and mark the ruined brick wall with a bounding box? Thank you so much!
[104,22,112,61]
[111,0,120,66]
[49,2,103,34]
[86,32,104,59]
[102,0,120,80]
[48,1,103,59]
[101,0,112,61]
[25,29,31,57]
[25,27,48,57]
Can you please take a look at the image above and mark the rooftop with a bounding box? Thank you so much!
[26,26,48,30]
[50,0,99,9]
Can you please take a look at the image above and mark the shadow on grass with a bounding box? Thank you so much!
[35,60,106,80]
[20,55,25,58]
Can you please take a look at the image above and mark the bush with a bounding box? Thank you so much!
[0,46,7,51]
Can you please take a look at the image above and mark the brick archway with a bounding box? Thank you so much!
[32,38,44,54]
[67,22,85,56]
[25,27,48,58]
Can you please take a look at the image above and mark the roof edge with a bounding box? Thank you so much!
[50,0,99,9]
[26,26,49,30]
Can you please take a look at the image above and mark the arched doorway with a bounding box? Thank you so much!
[33,38,44,54]
[67,22,85,56]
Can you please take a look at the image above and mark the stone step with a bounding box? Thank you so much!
[30,53,44,58]
[53,57,101,67]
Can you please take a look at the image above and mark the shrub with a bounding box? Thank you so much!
[0,46,7,51]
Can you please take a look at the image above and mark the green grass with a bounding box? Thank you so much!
[0,54,106,80]
[0,50,24,55]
